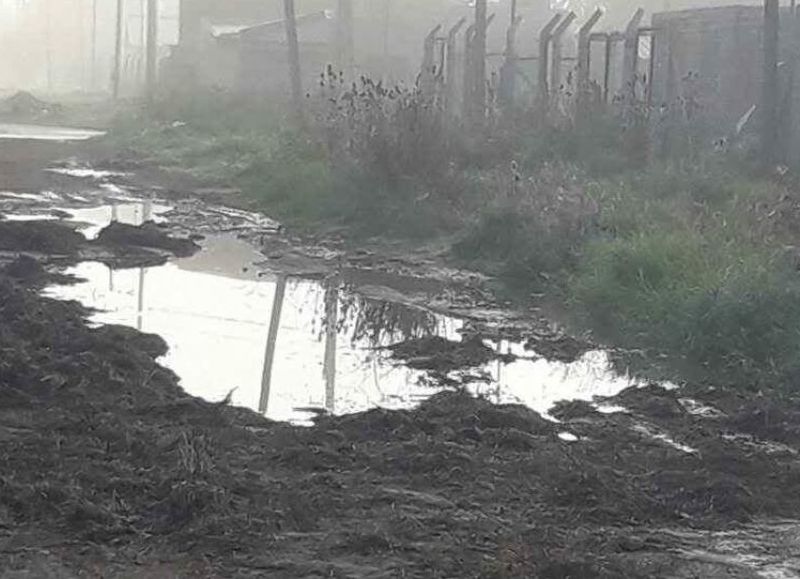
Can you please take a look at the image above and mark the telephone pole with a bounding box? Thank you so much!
[91,0,98,90]
[283,0,303,122]
[145,0,158,103]
[113,0,124,98]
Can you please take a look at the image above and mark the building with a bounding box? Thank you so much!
[169,5,334,96]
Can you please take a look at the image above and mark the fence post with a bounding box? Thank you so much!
[577,9,604,120]
[471,0,488,127]
[445,18,467,119]
[762,0,780,165]
[283,0,304,123]
[550,12,577,105]
[537,14,563,118]
[622,8,645,119]
[498,16,523,110]
[463,23,476,120]
[420,24,443,98]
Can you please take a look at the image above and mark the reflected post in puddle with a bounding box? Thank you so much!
[136,268,145,331]
[323,280,339,413]
[259,275,288,415]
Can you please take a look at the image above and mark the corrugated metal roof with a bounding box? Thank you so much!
[211,10,333,39]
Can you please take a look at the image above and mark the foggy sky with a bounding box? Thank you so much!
[0,0,779,96]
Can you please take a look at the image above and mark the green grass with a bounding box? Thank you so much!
[571,232,800,388]
[566,159,800,389]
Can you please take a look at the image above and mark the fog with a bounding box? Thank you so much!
[0,0,776,96]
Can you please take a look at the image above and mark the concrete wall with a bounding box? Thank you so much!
[651,6,796,133]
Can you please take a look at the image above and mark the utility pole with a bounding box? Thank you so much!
[472,0,488,126]
[91,0,98,90]
[259,276,287,416]
[145,0,158,103]
[762,0,780,165]
[113,0,124,99]
[336,0,355,76]
[45,0,53,93]
[284,0,304,122]
[111,0,125,100]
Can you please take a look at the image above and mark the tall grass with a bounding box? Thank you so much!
[111,89,800,391]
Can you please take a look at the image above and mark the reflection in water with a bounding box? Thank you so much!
[44,235,639,424]
[0,123,105,141]
[259,275,286,415]
[1,202,171,239]
[323,281,339,413]
[340,289,440,345]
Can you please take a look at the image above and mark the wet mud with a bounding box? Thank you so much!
[1,135,800,578]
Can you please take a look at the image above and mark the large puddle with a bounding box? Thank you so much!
[1,165,640,424]
[43,232,638,424]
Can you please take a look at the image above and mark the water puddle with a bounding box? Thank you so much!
[0,123,105,141]
[47,167,129,179]
[44,232,640,424]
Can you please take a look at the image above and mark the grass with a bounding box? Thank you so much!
[571,232,800,388]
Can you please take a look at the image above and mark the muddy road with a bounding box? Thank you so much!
[2,131,800,578]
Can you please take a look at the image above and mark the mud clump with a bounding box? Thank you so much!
[4,254,45,280]
[525,331,591,363]
[387,335,513,372]
[94,221,200,258]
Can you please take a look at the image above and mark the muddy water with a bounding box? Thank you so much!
[43,232,638,424]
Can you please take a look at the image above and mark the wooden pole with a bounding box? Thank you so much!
[145,0,157,103]
[762,0,780,165]
[259,276,287,415]
[113,0,124,99]
[284,0,304,122]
